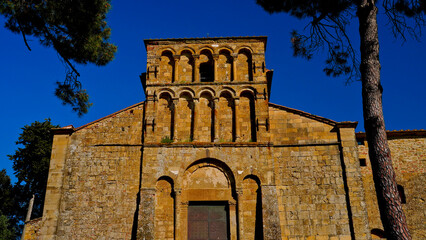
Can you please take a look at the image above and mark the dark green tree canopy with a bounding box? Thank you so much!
[0,170,18,239]
[8,119,59,220]
[0,170,14,216]
[0,0,117,115]
[0,214,15,240]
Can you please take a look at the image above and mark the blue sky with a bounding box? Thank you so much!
[1,0,425,181]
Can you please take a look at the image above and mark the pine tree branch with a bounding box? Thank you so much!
[17,20,32,51]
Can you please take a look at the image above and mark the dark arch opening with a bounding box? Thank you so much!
[238,49,253,81]
[243,175,263,240]
[161,50,175,83]
[180,50,195,82]
[241,91,257,142]
[219,49,233,81]
[220,91,236,142]
[200,49,214,82]
[157,176,175,196]
[179,92,195,141]
[159,92,174,140]
[200,92,215,142]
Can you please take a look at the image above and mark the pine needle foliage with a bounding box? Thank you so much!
[0,0,117,115]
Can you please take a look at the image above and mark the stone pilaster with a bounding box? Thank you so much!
[137,188,156,240]
[262,185,282,240]
[337,122,371,240]
[39,127,73,240]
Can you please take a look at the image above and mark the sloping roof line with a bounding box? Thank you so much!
[268,102,337,126]
[356,129,426,138]
[74,101,145,132]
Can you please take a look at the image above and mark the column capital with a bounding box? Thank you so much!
[236,188,243,196]
[174,188,182,195]
[173,55,181,61]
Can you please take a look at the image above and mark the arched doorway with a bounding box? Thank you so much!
[179,159,237,240]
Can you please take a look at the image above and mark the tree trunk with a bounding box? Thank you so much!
[357,1,411,239]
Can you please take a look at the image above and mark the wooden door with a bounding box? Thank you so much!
[188,202,229,240]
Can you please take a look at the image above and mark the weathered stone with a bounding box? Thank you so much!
[22,37,424,240]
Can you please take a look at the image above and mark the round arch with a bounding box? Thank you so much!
[218,46,234,54]
[157,175,175,189]
[238,88,256,98]
[177,158,236,193]
[158,88,176,99]
[197,87,216,98]
[218,88,236,98]
[178,47,196,55]
[177,87,196,98]
[157,47,176,56]
[198,46,215,55]
[236,46,254,54]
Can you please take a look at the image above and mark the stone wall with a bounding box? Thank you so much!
[51,103,144,239]
[22,218,42,240]
[269,105,370,239]
[357,131,426,239]
[24,37,399,240]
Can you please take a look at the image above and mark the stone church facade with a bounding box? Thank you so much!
[23,37,425,239]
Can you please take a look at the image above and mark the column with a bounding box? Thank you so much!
[172,99,179,141]
[181,200,189,240]
[173,55,180,83]
[213,98,219,142]
[193,54,200,82]
[234,98,241,142]
[213,54,219,81]
[229,200,238,240]
[231,53,238,81]
[174,189,182,240]
[192,98,199,141]
[236,189,244,240]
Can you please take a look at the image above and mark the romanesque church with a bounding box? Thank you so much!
[23,37,425,240]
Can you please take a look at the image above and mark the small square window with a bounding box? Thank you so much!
[359,158,367,167]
